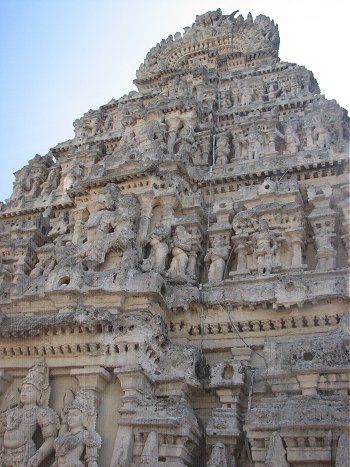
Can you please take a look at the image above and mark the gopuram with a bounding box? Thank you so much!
[0,8,349,467]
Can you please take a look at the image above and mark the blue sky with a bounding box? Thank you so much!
[1,0,349,202]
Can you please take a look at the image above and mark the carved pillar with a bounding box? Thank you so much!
[338,185,349,264]
[110,368,153,467]
[140,431,159,467]
[296,373,319,395]
[165,115,181,154]
[187,249,198,278]
[71,366,111,403]
[136,193,154,257]
[161,196,179,236]
[206,362,244,466]
[287,229,305,268]
[307,185,337,271]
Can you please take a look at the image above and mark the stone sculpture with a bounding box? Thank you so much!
[0,361,59,467]
[215,133,231,165]
[204,235,230,283]
[207,442,228,467]
[167,225,192,279]
[251,219,278,275]
[52,391,101,467]
[141,228,169,274]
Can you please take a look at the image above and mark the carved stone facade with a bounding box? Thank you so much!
[0,9,349,467]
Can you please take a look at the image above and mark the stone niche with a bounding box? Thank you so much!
[0,7,349,467]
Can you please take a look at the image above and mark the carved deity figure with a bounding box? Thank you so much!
[204,235,230,283]
[135,120,167,158]
[41,166,61,197]
[52,391,101,467]
[27,157,50,198]
[313,117,331,149]
[232,129,248,160]
[10,155,51,205]
[276,123,300,154]
[175,124,197,162]
[240,83,253,106]
[0,361,59,467]
[215,133,231,165]
[168,75,191,99]
[79,184,138,271]
[62,162,83,192]
[220,91,232,111]
[247,125,263,160]
[167,225,192,278]
[252,219,278,275]
[207,442,228,467]
[141,229,169,274]
[267,81,277,100]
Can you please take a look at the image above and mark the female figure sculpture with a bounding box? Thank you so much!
[52,391,101,467]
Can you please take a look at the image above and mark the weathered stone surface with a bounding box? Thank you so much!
[0,8,349,466]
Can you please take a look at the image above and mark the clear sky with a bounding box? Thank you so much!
[1,0,349,202]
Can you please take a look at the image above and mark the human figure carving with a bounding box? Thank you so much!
[79,184,138,271]
[247,125,263,160]
[215,133,230,165]
[276,123,300,154]
[204,236,230,283]
[252,219,278,275]
[167,225,191,278]
[176,124,197,162]
[52,391,101,467]
[141,228,169,274]
[41,166,61,197]
[1,361,59,467]
[313,117,331,149]
[62,163,83,192]
[207,442,228,467]
[240,83,253,106]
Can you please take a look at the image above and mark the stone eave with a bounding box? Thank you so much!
[199,268,349,308]
[0,199,74,220]
[194,154,347,187]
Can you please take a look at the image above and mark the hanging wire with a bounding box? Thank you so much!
[219,304,267,363]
